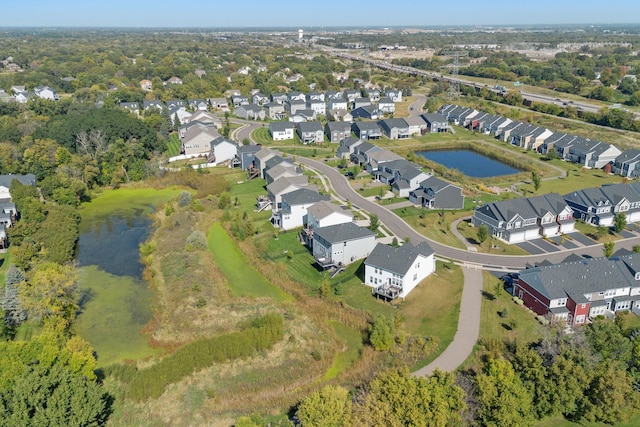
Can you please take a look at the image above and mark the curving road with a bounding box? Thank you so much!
[294,155,640,270]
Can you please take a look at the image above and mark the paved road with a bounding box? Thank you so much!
[408,94,426,118]
[412,266,483,376]
[293,155,640,270]
[230,118,261,144]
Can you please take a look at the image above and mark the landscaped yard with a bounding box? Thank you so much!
[166,133,181,157]
[393,206,470,250]
[456,219,531,255]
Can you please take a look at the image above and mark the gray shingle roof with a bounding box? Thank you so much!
[313,222,375,244]
[281,188,328,206]
[0,174,36,189]
[307,200,352,221]
[365,242,435,276]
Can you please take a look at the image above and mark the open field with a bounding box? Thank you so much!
[80,187,182,221]
[325,321,364,380]
[207,222,292,300]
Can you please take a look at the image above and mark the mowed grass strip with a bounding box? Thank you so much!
[397,262,463,368]
[166,133,181,157]
[207,222,292,301]
[324,321,364,380]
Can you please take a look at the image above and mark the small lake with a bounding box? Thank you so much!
[74,188,179,366]
[416,149,521,178]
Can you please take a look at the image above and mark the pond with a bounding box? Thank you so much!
[74,188,180,366]
[416,149,521,178]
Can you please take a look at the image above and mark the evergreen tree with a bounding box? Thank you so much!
[1,265,26,327]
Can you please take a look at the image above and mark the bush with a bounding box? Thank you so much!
[177,191,192,207]
[127,313,284,401]
[185,230,207,251]
[512,297,524,305]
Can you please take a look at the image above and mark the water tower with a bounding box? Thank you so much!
[298,29,303,42]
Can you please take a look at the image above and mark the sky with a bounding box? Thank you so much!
[2,0,640,28]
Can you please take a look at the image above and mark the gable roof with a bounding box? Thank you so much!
[297,121,323,133]
[0,174,36,189]
[313,222,375,244]
[365,242,435,276]
[266,175,309,196]
[281,188,328,206]
[307,200,352,221]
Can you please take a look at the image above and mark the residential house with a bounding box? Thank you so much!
[275,188,329,230]
[270,93,288,105]
[235,104,266,120]
[325,90,342,101]
[265,103,286,120]
[305,201,353,236]
[496,121,525,142]
[566,139,621,169]
[34,86,59,101]
[188,111,222,129]
[404,116,427,136]
[327,109,352,122]
[600,183,640,223]
[513,253,640,326]
[188,99,209,111]
[143,100,164,111]
[337,136,363,159]
[181,126,219,156]
[209,97,229,111]
[287,99,307,115]
[168,106,192,125]
[296,121,324,144]
[266,175,311,211]
[210,137,238,166]
[328,97,348,111]
[307,98,326,116]
[166,99,186,110]
[265,162,299,185]
[538,132,577,155]
[410,176,465,210]
[378,118,411,139]
[343,89,359,103]
[178,120,217,140]
[0,201,17,228]
[231,95,249,108]
[269,122,295,141]
[564,183,640,226]
[325,121,351,143]
[289,109,316,123]
[379,159,430,197]
[287,91,306,102]
[351,105,380,120]
[421,113,449,133]
[312,222,376,268]
[120,102,140,114]
[385,89,402,102]
[364,241,436,299]
[472,193,575,243]
[252,92,269,106]
[377,97,396,114]
[367,150,404,175]
[352,121,382,140]
[0,174,36,201]
[367,88,381,102]
[351,141,381,166]
[614,149,640,178]
[353,97,372,110]
[237,144,262,171]
[510,125,554,151]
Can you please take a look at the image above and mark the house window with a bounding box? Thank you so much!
[416,262,420,268]
[413,273,417,281]
[575,315,585,324]
[370,276,373,282]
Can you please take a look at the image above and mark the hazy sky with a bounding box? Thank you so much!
[2,0,639,28]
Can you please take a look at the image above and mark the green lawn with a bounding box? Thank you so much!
[536,413,640,427]
[252,127,274,144]
[478,272,545,344]
[166,133,181,157]
[324,321,364,380]
[393,206,469,250]
[0,250,11,287]
[74,265,161,367]
[457,221,530,255]
[397,261,463,369]
[207,222,292,301]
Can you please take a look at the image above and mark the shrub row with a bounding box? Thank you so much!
[126,313,284,401]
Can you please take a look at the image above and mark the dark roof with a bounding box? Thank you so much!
[281,188,328,206]
[297,121,323,133]
[313,222,375,244]
[0,174,36,189]
[237,144,261,154]
[270,121,295,132]
[365,242,435,276]
[379,118,409,129]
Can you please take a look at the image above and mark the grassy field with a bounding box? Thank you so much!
[207,222,292,300]
[536,413,640,427]
[393,206,470,250]
[397,261,463,368]
[75,265,161,367]
[0,250,11,288]
[324,321,364,380]
[166,133,181,157]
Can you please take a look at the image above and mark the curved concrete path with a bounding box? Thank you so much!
[412,265,483,376]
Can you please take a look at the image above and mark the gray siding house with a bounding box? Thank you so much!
[312,222,376,268]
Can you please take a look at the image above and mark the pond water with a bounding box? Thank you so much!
[416,149,521,178]
[75,202,162,366]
